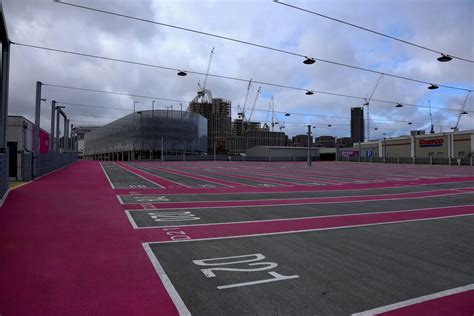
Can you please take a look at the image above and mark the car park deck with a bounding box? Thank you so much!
[0,160,473,315]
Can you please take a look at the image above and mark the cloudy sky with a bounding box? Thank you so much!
[4,0,474,139]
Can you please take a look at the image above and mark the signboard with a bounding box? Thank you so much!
[340,150,359,158]
[419,139,444,148]
[367,150,373,158]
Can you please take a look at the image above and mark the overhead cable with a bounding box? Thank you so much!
[51,0,472,90]
[273,0,474,63]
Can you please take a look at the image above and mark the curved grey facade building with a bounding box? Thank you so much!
[84,110,207,159]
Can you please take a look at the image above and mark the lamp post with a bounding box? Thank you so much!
[307,125,312,167]
[55,105,65,152]
[50,100,56,151]
[133,101,139,113]
[152,100,155,117]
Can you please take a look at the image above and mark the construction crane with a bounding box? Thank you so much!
[270,96,277,132]
[263,97,276,131]
[246,86,261,123]
[192,47,215,104]
[238,79,253,120]
[428,100,435,134]
[363,73,384,141]
[452,91,470,131]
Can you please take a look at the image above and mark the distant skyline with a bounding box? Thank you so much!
[4,0,473,138]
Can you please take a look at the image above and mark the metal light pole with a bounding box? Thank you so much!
[65,119,70,153]
[50,100,56,151]
[161,136,164,162]
[307,125,312,167]
[214,137,217,161]
[55,106,62,151]
[33,81,43,155]
[152,100,155,117]
[70,124,75,153]
[133,101,139,113]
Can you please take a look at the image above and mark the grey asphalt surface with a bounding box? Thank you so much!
[101,163,161,189]
[128,163,227,188]
[129,193,474,227]
[148,216,474,315]
[163,165,326,186]
[155,165,288,187]
[163,164,417,183]
[118,181,474,203]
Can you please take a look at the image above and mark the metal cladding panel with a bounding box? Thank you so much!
[84,110,208,155]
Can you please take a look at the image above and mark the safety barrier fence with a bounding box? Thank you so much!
[0,153,8,199]
[342,156,473,166]
[35,152,78,178]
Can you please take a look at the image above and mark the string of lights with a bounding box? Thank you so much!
[58,99,452,130]
[36,58,471,114]
[46,83,465,127]
[273,0,474,64]
[56,101,133,112]
[51,0,472,91]
[44,83,188,103]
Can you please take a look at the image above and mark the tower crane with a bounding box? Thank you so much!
[363,73,384,141]
[452,91,470,131]
[269,96,276,132]
[238,79,253,119]
[192,47,215,104]
[246,86,261,123]
[428,100,435,134]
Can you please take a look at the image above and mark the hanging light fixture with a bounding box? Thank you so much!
[408,122,412,125]
[461,111,468,114]
[396,103,403,108]
[374,127,378,130]
[327,124,332,127]
[305,90,314,95]
[285,113,291,116]
[428,84,439,90]
[177,70,187,76]
[303,57,316,64]
[437,54,452,62]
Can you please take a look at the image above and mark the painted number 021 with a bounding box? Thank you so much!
[193,253,299,290]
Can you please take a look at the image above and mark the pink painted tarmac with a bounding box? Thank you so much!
[138,205,474,242]
[122,187,474,209]
[0,161,178,315]
[379,289,474,316]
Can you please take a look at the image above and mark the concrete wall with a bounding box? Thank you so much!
[453,133,473,158]
[246,146,318,158]
[351,131,473,160]
[7,116,34,180]
[384,137,411,157]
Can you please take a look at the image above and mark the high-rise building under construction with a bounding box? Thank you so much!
[188,97,232,153]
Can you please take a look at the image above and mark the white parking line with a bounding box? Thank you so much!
[352,283,474,315]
